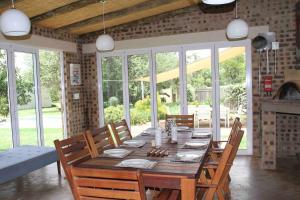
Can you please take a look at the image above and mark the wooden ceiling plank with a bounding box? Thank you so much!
[71,0,198,34]
[57,0,195,32]
[31,0,99,23]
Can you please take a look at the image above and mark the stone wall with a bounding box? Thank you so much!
[79,0,299,156]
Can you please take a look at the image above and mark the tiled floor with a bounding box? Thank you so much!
[0,156,299,200]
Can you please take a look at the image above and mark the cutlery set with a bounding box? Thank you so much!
[147,148,169,157]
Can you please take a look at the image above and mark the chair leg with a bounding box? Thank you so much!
[56,161,61,175]
[204,188,216,200]
[216,189,225,200]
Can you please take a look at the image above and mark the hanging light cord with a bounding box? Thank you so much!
[235,0,238,19]
[101,0,106,34]
[11,0,15,8]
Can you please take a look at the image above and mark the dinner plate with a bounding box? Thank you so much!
[192,132,211,138]
[176,151,203,162]
[117,159,156,169]
[103,149,131,158]
[176,126,190,131]
[184,141,208,147]
[123,140,146,147]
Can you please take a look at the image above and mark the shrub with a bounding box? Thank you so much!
[187,84,195,102]
[130,108,150,125]
[108,96,119,106]
[104,105,123,123]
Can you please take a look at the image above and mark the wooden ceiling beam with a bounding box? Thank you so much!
[0,0,26,12]
[57,0,198,33]
[31,0,99,23]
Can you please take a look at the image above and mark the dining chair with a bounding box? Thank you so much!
[71,167,147,200]
[165,114,194,128]
[54,134,91,198]
[110,119,132,146]
[196,143,233,200]
[202,130,244,199]
[211,117,242,150]
[84,125,116,158]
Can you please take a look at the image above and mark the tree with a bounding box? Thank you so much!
[39,50,61,102]
[0,50,33,117]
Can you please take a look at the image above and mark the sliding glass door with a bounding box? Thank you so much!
[97,40,252,154]
[185,48,213,129]
[155,51,180,128]
[15,51,40,145]
[127,53,152,136]
[0,44,66,150]
[0,48,13,151]
[215,44,252,154]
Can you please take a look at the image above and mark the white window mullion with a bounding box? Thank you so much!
[59,52,68,139]
[122,52,130,128]
[150,50,157,127]
[33,52,44,146]
[97,53,105,127]
[180,47,187,114]
[212,45,220,140]
[7,47,20,147]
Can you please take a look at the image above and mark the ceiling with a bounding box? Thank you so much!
[0,0,200,35]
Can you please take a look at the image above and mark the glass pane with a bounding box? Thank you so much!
[155,52,179,128]
[186,49,213,129]
[102,56,124,124]
[218,47,247,149]
[0,49,13,151]
[128,54,151,137]
[39,50,64,146]
[15,51,38,145]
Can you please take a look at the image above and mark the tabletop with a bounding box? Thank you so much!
[76,128,212,179]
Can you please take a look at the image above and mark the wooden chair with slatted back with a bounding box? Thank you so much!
[165,114,194,128]
[71,167,147,200]
[84,125,116,158]
[110,119,132,146]
[196,144,233,200]
[211,117,242,150]
[54,134,91,198]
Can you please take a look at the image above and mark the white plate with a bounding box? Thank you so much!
[185,141,208,147]
[103,149,130,157]
[123,140,146,147]
[118,159,156,169]
[143,128,162,134]
[176,151,202,161]
[176,126,190,131]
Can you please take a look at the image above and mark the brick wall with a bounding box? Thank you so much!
[30,24,86,136]
[79,0,299,156]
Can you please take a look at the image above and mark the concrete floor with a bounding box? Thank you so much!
[0,156,299,200]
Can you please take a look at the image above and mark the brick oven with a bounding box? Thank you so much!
[261,70,300,169]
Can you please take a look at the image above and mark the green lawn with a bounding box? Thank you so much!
[0,128,63,151]
[18,107,61,117]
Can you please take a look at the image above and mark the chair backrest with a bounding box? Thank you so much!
[110,119,132,146]
[165,114,194,128]
[211,144,233,186]
[228,117,242,145]
[71,167,147,200]
[54,134,91,198]
[84,125,115,158]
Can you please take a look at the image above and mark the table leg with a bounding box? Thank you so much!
[181,178,196,200]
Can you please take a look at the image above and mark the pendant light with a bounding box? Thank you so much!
[0,0,31,36]
[203,0,235,5]
[96,0,114,51]
[226,0,248,40]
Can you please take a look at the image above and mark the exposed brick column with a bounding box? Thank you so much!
[261,110,276,169]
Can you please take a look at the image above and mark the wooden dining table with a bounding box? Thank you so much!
[74,128,212,200]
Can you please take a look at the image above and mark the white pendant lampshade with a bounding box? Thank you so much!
[226,18,248,39]
[96,0,114,51]
[226,0,248,40]
[1,8,31,36]
[203,0,235,5]
[96,34,114,51]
